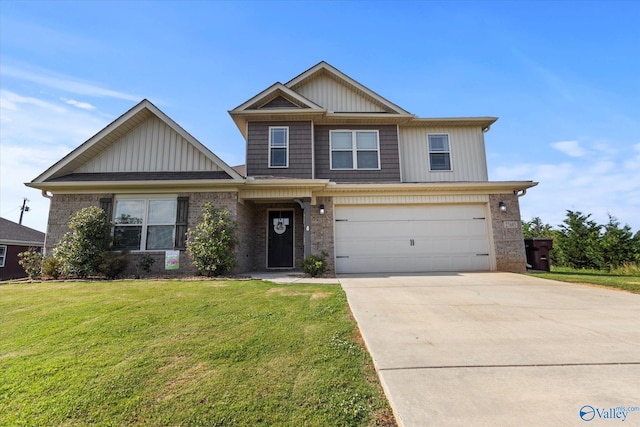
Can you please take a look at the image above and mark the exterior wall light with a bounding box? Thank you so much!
[319,204,325,215]
[499,201,507,212]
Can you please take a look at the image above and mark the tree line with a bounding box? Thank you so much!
[523,210,640,270]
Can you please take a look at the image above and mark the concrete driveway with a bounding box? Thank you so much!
[339,272,640,427]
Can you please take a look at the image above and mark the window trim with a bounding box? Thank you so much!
[329,130,381,170]
[427,133,453,172]
[113,195,178,252]
[268,126,289,168]
[0,245,6,268]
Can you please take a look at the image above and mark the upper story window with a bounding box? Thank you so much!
[113,196,177,251]
[269,127,289,168]
[0,245,6,268]
[330,130,380,170]
[428,134,451,171]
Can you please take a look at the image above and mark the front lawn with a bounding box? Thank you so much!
[526,266,640,294]
[0,280,395,426]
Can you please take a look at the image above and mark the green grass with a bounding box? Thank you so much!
[526,266,640,294]
[0,280,395,426]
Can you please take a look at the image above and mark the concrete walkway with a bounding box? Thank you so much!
[249,271,340,285]
[339,272,640,427]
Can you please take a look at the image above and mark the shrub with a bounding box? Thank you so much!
[301,251,328,277]
[98,251,129,280]
[53,206,111,278]
[17,250,43,280]
[186,203,238,277]
[41,257,61,279]
[135,254,155,278]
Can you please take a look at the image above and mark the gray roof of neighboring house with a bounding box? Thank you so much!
[0,217,46,245]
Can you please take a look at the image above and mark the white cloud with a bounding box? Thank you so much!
[1,64,139,101]
[551,140,587,157]
[0,89,113,231]
[62,98,96,110]
[494,155,640,231]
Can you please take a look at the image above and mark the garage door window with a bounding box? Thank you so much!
[428,134,451,171]
[330,130,380,170]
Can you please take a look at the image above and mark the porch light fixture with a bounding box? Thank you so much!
[319,204,325,215]
[499,201,507,212]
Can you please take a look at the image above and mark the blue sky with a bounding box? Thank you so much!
[1,0,639,233]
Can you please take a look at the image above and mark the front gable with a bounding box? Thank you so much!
[286,63,407,114]
[31,99,243,186]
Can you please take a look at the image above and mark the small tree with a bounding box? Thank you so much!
[186,203,238,276]
[522,217,554,238]
[54,206,111,278]
[17,250,43,280]
[600,215,637,269]
[555,210,602,269]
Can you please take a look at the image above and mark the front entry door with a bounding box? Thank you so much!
[268,210,294,268]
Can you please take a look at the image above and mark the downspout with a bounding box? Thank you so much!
[514,189,527,198]
[41,190,53,199]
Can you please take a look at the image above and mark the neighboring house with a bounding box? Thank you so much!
[0,217,45,280]
[27,62,536,276]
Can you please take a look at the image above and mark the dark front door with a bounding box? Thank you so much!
[268,210,294,268]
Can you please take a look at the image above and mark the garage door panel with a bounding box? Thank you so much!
[335,205,491,274]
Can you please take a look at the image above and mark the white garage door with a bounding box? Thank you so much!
[335,205,491,274]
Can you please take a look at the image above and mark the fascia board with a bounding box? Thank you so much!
[0,239,45,246]
[25,179,245,193]
[318,181,538,196]
[407,117,498,129]
[230,83,324,112]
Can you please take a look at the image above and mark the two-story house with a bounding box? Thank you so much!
[27,62,536,275]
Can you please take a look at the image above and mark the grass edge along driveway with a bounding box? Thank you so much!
[0,279,396,426]
[526,267,640,294]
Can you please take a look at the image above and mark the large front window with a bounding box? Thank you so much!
[330,130,380,169]
[113,198,177,250]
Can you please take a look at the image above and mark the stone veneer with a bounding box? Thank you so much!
[489,193,527,272]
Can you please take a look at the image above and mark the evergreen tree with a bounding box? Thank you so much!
[600,215,638,268]
[556,210,602,269]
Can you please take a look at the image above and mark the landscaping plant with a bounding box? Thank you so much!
[186,203,238,276]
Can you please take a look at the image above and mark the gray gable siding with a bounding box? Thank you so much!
[260,96,301,109]
[246,121,313,178]
[314,124,401,183]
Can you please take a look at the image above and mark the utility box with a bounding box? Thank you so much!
[524,238,553,271]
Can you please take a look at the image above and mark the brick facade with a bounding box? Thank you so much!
[310,196,335,275]
[489,193,527,272]
[45,194,107,256]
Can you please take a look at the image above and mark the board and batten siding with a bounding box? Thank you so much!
[294,74,388,113]
[399,127,489,182]
[246,121,313,178]
[314,124,401,183]
[76,116,221,173]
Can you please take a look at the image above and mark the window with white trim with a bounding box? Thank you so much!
[428,134,451,171]
[113,197,177,251]
[330,130,380,169]
[0,245,6,268]
[269,127,289,168]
